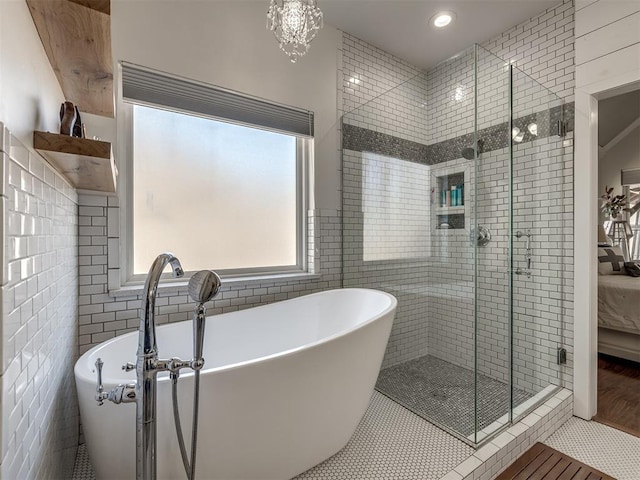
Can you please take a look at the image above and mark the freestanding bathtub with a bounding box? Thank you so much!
[75,288,397,479]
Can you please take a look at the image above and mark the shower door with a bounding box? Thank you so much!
[509,66,569,422]
[472,46,514,443]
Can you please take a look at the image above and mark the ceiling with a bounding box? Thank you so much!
[320,0,559,70]
[598,89,640,148]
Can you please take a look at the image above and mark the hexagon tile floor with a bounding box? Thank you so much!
[294,392,472,479]
[72,391,472,480]
[544,417,640,480]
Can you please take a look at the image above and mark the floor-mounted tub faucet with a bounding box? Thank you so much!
[94,253,184,480]
[94,254,222,480]
[135,253,184,480]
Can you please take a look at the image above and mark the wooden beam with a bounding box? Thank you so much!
[67,0,110,15]
[27,0,114,117]
[601,115,640,156]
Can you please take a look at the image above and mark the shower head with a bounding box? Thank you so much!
[461,139,484,160]
[188,270,222,305]
[461,147,475,160]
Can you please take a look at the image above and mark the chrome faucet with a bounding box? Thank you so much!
[136,253,184,480]
[94,253,184,480]
[93,254,222,480]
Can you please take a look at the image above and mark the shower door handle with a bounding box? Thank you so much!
[514,230,532,277]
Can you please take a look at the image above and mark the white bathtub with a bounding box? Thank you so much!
[75,288,397,479]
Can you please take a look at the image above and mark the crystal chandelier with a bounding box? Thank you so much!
[267,0,323,63]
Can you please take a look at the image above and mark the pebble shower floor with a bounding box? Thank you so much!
[376,355,533,438]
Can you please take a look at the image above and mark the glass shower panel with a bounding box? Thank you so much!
[340,44,567,446]
[510,66,567,421]
[423,46,477,440]
[472,46,513,443]
[342,46,481,442]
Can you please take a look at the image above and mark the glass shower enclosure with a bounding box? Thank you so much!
[341,44,570,446]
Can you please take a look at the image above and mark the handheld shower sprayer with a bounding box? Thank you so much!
[173,270,222,480]
[188,270,222,366]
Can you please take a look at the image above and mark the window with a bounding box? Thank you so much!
[120,63,312,282]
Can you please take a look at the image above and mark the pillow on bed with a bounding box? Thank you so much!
[625,261,640,277]
[598,245,626,275]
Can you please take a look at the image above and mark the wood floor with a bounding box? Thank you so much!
[496,443,615,480]
[592,354,640,438]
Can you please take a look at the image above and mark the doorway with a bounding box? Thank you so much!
[593,89,640,437]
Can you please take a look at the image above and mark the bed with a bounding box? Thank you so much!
[598,275,640,362]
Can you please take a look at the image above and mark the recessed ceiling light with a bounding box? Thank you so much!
[431,11,456,28]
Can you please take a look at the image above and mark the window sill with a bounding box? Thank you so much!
[108,272,322,298]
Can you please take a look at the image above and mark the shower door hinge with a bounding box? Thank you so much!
[556,120,568,137]
[557,347,567,365]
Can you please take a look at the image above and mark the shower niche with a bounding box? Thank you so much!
[432,167,469,230]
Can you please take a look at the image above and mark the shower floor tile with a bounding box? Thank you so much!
[376,355,532,439]
[73,392,472,480]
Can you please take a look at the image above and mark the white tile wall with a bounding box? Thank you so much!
[343,149,431,367]
[425,47,476,144]
[342,0,575,395]
[77,196,342,353]
[427,134,573,397]
[342,33,429,145]
[0,125,79,479]
[483,0,575,103]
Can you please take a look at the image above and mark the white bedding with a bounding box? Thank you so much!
[598,274,640,334]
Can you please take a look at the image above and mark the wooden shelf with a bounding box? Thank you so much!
[27,0,113,117]
[34,131,117,193]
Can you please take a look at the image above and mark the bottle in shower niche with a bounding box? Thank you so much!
[459,184,464,205]
[451,185,458,206]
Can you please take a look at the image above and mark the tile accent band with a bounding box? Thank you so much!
[342,102,574,165]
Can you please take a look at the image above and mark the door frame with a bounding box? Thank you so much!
[573,78,640,420]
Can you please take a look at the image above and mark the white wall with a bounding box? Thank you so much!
[599,124,640,196]
[0,3,80,475]
[0,0,64,146]
[111,0,341,210]
[575,0,640,94]
[574,0,640,420]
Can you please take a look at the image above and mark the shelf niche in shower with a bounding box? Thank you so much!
[434,171,466,230]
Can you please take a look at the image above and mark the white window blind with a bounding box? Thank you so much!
[121,62,314,137]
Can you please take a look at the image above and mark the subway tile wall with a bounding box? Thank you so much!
[78,198,341,354]
[426,0,575,393]
[0,126,79,479]
[343,149,431,367]
[342,0,574,394]
[342,33,429,145]
[427,135,573,396]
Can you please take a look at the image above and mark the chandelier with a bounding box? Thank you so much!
[267,0,323,63]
